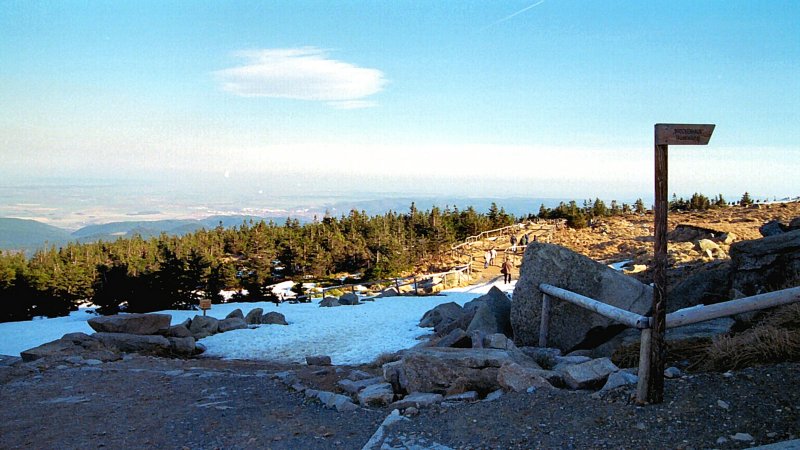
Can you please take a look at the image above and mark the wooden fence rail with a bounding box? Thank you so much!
[314,264,472,299]
[538,283,800,405]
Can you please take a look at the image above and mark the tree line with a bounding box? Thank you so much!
[0,203,516,322]
[0,193,758,322]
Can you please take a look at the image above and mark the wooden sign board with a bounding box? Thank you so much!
[655,124,715,145]
[199,299,212,310]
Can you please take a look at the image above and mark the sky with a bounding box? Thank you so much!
[1,1,798,205]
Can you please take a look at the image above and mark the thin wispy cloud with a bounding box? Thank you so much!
[215,47,386,108]
[482,0,546,30]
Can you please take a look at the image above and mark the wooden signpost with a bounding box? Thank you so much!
[643,123,715,404]
[199,299,212,316]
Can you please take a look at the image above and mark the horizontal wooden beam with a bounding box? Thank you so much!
[539,283,651,329]
[665,286,800,328]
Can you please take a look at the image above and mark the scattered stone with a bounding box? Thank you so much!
[562,357,619,390]
[389,392,443,410]
[337,377,384,395]
[358,383,395,407]
[444,391,479,402]
[664,367,683,379]
[244,308,264,325]
[261,312,288,325]
[717,400,730,410]
[600,371,638,391]
[403,406,419,416]
[716,437,729,445]
[88,313,171,335]
[730,433,754,442]
[306,355,332,366]
[347,369,375,381]
[484,389,503,402]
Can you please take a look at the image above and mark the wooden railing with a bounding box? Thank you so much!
[311,264,473,299]
[537,283,800,404]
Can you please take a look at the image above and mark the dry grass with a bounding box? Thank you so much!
[611,303,800,372]
[700,325,800,371]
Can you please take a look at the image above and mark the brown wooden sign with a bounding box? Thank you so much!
[655,123,715,145]
[199,299,212,310]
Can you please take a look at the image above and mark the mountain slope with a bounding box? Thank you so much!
[0,218,73,251]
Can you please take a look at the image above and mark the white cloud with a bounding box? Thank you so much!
[215,47,386,105]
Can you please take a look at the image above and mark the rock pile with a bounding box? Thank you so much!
[20,308,288,363]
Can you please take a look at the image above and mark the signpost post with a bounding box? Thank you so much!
[642,123,715,404]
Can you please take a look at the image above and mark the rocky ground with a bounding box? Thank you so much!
[2,202,799,449]
[1,354,798,449]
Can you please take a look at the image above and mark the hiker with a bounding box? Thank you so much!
[484,250,491,269]
[510,234,517,252]
[501,258,514,284]
[489,248,497,266]
[521,233,529,246]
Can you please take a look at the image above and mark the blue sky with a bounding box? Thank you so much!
[1,0,798,202]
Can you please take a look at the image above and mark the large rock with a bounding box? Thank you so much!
[225,308,244,320]
[93,332,171,356]
[167,336,197,356]
[88,313,171,335]
[396,347,536,396]
[189,315,219,337]
[244,308,264,325]
[464,287,512,337]
[338,292,360,305]
[419,302,463,328]
[20,332,119,362]
[668,261,733,311]
[217,317,247,333]
[497,362,553,392]
[319,297,340,307]
[729,230,800,296]
[511,242,652,350]
[262,312,288,325]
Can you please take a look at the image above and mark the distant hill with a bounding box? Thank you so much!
[71,215,265,242]
[0,218,73,253]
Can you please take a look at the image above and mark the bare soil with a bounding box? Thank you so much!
[1,355,799,449]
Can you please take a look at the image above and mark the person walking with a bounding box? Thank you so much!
[484,250,491,269]
[489,248,497,266]
[501,258,514,284]
[510,234,517,253]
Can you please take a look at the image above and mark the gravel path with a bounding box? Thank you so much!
[2,355,799,449]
